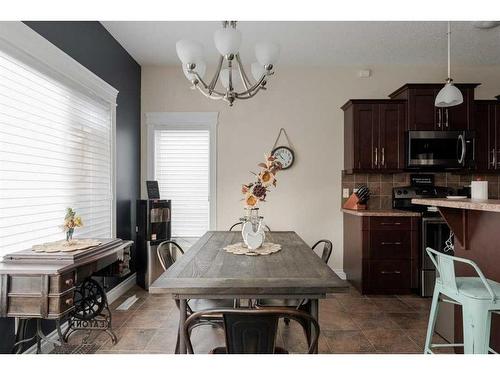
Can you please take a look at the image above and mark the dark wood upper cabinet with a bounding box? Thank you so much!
[474,100,500,171]
[342,99,406,172]
[379,102,406,170]
[389,83,479,131]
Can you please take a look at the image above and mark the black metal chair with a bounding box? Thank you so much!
[156,240,235,353]
[312,239,333,264]
[183,308,320,354]
[255,239,334,324]
[229,222,271,232]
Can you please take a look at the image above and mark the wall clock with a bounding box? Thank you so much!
[271,145,295,170]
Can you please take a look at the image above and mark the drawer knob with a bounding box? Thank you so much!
[65,298,74,305]
[380,270,401,275]
[65,279,74,287]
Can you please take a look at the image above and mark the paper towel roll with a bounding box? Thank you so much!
[471,180,488,200]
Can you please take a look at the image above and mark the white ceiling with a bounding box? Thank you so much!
[101,21,500,67]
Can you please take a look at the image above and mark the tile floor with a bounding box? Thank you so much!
[58,284,454,354]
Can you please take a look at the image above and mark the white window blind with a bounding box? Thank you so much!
[0,46,114,257]
[154,129,210,237]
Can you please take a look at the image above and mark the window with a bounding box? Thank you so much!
[147,113,217,238]
[0,23,117,257]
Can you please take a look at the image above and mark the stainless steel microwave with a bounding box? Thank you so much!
[406,130,475,170]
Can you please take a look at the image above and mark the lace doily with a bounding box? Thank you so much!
[224,242,282,256]
[32,239,102,253]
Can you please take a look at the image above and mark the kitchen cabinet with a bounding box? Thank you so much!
[343,213,420,294]
[474,100,500,171]
[342,99,406,172]
[389,83,479,131]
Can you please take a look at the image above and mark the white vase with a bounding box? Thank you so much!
[241,208,265,250]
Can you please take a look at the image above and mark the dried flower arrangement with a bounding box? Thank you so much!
[61,207,83,241]
[241,155,282,208]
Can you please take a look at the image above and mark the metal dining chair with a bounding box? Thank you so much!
[229,222,271,232]
[156,240,235,353]
[255,239,333,324]
[183,307,320,354]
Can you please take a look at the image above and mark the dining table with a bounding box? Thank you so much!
[149,230,350,353]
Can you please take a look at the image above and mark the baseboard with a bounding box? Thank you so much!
[106,273,137,305]
[334,269,347,280]
[23,273,136,354]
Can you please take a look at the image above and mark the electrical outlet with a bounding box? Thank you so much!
[342,188,350,198]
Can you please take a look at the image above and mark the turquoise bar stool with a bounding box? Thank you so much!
[424,247,500,354]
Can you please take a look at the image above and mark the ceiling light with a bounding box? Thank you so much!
[435,22,463,108]
[175,21,280,106]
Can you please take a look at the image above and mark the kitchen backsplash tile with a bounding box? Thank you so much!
[341,171,500,210]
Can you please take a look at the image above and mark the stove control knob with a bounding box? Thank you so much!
[403,189,408,195]
[396,190,402,195]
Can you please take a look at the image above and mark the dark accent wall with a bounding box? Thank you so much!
[0,22,141,353]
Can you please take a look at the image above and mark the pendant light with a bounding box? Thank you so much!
[435,21,463,108]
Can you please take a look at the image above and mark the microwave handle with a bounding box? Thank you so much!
[457,134,466,164]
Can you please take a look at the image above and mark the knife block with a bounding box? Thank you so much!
[343,193,367,210]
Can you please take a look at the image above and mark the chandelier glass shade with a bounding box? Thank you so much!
[175,21,280,106]
[435,21,463,108]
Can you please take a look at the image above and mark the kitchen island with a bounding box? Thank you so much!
[412,198,500,352]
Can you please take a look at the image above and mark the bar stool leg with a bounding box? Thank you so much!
[462,304,492,354]
[424,288,441,354]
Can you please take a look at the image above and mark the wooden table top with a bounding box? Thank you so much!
[149,231,349,298]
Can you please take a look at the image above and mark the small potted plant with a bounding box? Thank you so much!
[62,208,83,242]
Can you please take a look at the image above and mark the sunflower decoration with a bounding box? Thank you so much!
[242,155,282,208]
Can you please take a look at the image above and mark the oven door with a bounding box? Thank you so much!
[406,131,471,169]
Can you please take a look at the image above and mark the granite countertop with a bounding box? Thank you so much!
[412,198,500,213]
[342,209,421,217]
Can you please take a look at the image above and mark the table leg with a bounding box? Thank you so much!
[178,299,188,354]
[310,299,319,354]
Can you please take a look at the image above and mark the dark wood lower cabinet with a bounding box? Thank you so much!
[343,213,419,295]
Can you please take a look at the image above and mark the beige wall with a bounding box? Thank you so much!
[141,64,500,274]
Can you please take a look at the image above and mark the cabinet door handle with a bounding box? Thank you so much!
[380,270,401,275]
[437,108,441,128]
[374,147,378,167]
[493,148,497,168]
[381,147,385,167]
[445,108,449,128]
[380,222,401,225]
[381,241,402,245]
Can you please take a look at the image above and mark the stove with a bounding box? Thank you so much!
[392,174,454,215]
[392,175,455,297]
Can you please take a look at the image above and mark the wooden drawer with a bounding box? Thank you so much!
[369,217,411,231]
[49,271,75,294]
[367,260,411,291]
[369,230,411,259]
[7,290,74,318]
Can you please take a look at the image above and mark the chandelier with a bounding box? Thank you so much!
[175,21,280,106]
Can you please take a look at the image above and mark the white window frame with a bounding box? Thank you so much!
[0,22,119,238]
[146,112,218,232]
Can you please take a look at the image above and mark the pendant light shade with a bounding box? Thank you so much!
[435,21,462,108]
[251,62,266,81]
[435,80,463,107]
[214,27,242,56]
[255,42,280,66]
[176,39,204,64]
[182,61,206,81]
